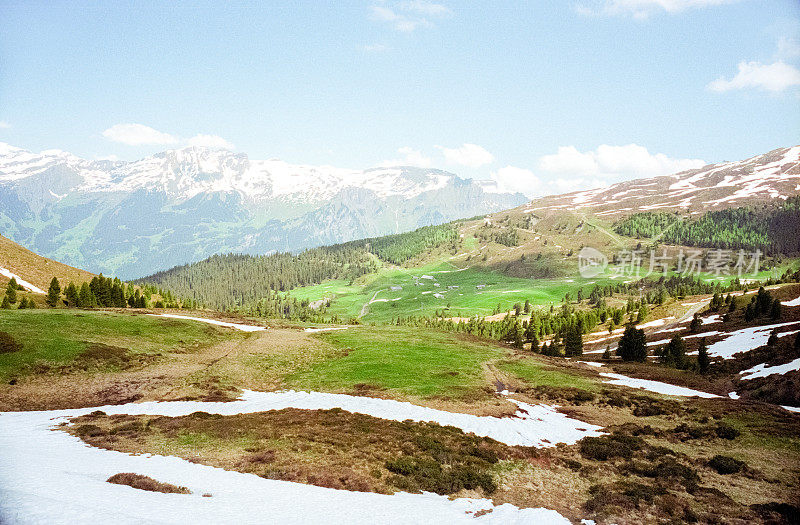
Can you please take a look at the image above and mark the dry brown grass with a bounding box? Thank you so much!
[0,234,95,292]
[70,408,532,497]
[106,472,191,494]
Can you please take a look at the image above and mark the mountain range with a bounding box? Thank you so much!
[0,144,524,278]
[527,145,800,219]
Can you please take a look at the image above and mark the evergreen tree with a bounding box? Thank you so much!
[46,277,61,307]
[65,282,79,306]
[602,345,612,360]
[617,324,648,362]
[529,333,540,353]
[1,295,10,309]
[697,338,710,374]
[661,335,687,369]
[689,313,702,333]
[563,324,583,357]
[78,282,95,308]
[17,297,28,309]
[770,298,782,320]
[5,278,18,304]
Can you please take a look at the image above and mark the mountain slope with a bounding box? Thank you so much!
[0,234,94,293]
[0,144,525,278]
[526,145,800,219]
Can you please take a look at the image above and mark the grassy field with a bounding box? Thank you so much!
[0,309,229,381]
[287,326,507,400]
[288,261,619,323]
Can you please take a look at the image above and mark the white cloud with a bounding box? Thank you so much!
[102,124,234,150]
[707,60,800,93]
[436,143,494,168]
[187,134,235,150]
[102,123,178,146]
[399,0,451,16]
[369,1,449,32]
[380,146,432,167]
[0,121,10,129]
[489,166,540,197]
[488,165,615,199]
[539,144,705,179]
[579,0,737,18]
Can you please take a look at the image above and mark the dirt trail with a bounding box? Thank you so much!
[358,289,384,318]
[0,328,323,411]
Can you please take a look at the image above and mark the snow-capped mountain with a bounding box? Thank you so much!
[0,143,525,277]
[526,145,800,218]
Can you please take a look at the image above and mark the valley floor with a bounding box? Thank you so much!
[1,301,799,524]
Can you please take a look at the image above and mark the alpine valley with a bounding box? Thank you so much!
[0,143,525,278]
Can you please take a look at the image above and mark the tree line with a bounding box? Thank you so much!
[613,197,800,254]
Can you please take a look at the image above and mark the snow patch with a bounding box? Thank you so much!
[0,267,46,294]
[0,398,573,524]
[599,373,719,398]
[150,314,266,332]
[739,357,800,381]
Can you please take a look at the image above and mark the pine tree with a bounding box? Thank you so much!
[689,313,702,333]
[46,277,61,307]
[563,324,583,357]
[65,282,79,306]
[78,282,95,308]
[770,298,782,320]
[5,278,18,304]
[1,295,10,309]
[661,335,687,369]
[617,324,647,362]
[697,338,710,374]
[529,333,540,353]
[17,297,28,309]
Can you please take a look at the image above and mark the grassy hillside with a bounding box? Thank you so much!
[0,234,95,292]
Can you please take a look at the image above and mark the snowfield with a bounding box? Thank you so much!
[599,373,719,398]
[0,267,46,294]
[702,321,800,359]
[783,295,800,307]
[739,357,800,381]
[148,313,266,332]
[0,401,573,524]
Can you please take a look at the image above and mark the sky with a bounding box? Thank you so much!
[0,0,799,198]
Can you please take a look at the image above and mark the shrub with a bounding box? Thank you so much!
[714,423,740,440]
[708,455,745,475]
[74,424,104,437]
[579,434,644,461]
[107,473,191,494]
[0,331,22,354]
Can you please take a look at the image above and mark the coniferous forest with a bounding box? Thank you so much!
[613,197,800,254]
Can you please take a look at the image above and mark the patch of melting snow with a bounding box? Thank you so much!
[637,317,674,329]
[655,327,684,334]
[702,321,800,359]
[0,392,592,524]
[739,357,800,380]
[0,412,570,525]
[578,361,604,368]
[701,314,722,324]
[782,405,800,413]
[0,267,46,294]
[150,314,266,332]
[783,296,800,307]
[599,373,719,398]
[728,392,740,400]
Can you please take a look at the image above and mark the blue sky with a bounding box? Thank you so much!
[1,0,798,197]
